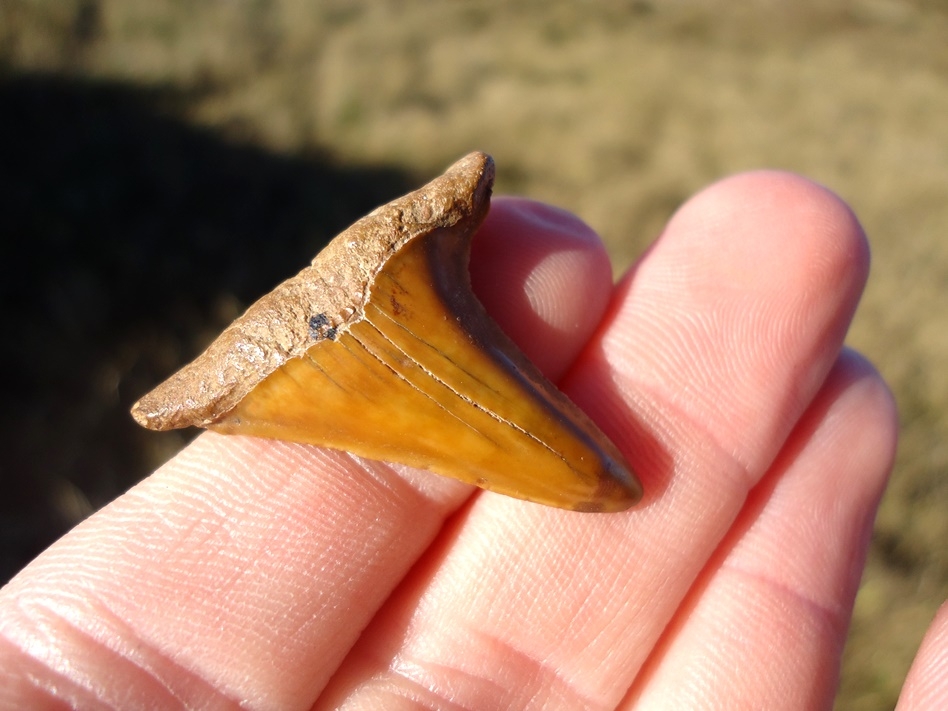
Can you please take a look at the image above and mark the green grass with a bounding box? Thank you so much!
[3,1,947,707]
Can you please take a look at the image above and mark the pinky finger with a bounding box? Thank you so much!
[897,602,948,711]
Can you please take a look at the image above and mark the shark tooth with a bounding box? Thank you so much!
[132,152,642,512]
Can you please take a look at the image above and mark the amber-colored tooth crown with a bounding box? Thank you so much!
[132,152,642,512]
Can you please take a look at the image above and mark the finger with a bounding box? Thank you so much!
[629,351,896,709]
[471,197,614,380]
[0,198,614,709]
[896,601,948,711]
[320,171,874,709]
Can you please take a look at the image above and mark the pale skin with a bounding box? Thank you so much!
[0,172,942,709]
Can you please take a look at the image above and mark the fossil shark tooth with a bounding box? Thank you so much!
[131,152,642,512]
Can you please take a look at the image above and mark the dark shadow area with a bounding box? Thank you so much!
[0,72,417,584]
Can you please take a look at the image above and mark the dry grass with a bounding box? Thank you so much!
[3,1,947,707]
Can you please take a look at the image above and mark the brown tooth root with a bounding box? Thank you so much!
[131,151,642,512]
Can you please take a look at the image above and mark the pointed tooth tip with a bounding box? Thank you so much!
[130,401,163,430]
[569,461,642,513]
[129,399,150,425]
[603,472,644,512]
[130,393,189,432]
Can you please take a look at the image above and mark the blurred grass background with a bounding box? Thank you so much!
[1,1,946,708]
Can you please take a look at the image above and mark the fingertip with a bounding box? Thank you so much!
[470,197,614,380]
[897,601,948,711]
[824,348,899,503]
[668,170,870,302]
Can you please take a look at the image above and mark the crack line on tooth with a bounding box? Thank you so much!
[346,331,492,443]
[367,297,497,394]
[362,314,580,475]
[304,353,347,391]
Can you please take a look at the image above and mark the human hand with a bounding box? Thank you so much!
[1,173,920,709]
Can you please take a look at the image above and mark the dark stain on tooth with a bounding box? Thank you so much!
[390,295,405,316]
[309,313,336,340]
